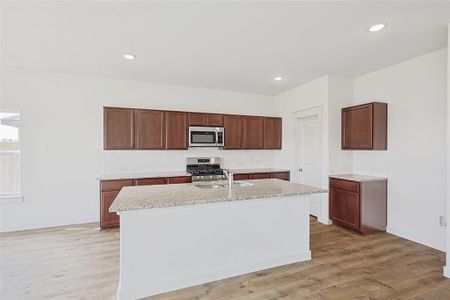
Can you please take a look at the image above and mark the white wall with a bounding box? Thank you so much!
[353,49,448,251]
[445,24,450,278]
[0,67,276,232]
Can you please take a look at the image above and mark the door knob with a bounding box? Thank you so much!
[299,168,303,172]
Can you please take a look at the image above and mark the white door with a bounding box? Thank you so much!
[296,114,322,217]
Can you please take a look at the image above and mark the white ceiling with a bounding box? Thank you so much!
[2,1,449,95]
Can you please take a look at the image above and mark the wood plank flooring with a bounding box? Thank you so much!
[1,218,448,299]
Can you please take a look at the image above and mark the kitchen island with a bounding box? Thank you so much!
[110,179,325,300]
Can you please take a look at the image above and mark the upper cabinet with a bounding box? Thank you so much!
[189,113,224,127]
[104,107,135,150]
[135,109,165,150]
[165,111,188,149]
[263,117,282,149]
[223,115,242,149]
[341,102,387,150]
[242,116,264,149]
[104,107,283,151]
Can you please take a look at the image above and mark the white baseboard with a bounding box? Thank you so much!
[318,217,332,225]
[444,266,450,278]
[0,217,98,233]
[386,226,445,252]
[117,251,311,300]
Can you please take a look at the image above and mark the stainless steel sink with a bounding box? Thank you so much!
[194,181,253,189]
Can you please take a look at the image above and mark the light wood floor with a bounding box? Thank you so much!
[1,218,449,300]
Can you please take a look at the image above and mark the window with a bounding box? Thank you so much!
[0,112,21,199]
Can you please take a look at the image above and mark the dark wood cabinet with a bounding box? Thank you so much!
[271,172,290,181]
[329,177,387,235]
[189,113,206,126]
[100,179,133,229]
[205,114,224,127]
[249,173,271,179]
[100,191,120,228]
[100,170,289,229]
[104,107,135,150]
[166,176,192,184]
[342,102,387,150]
[242,116,264,149]
[135,178,166,186]
[135,109,166,150]
[100,175,190,229]
[165,112,188,149]
[233,174,250,180]
[189,113,224,127]
[263,117,282,149]
[104,107,282,151]
[223,115,243,149]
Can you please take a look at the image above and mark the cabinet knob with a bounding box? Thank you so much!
[299,168,303,172]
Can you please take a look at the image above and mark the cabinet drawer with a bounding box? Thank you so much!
[329,188,360,230]
[135,178,166,186]
[167,176,192,184]
[249,173,271,179]
[329,178,359,193]
[233,174,250,180]
[100,179,134,192]
[271,172,290,181]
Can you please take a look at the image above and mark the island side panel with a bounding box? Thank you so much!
[116,195,310,300]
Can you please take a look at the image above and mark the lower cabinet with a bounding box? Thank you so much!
[100,191,120,228]
[329,177,387,235]
[166,176,192,184]
[249,173,271,179]
[234,171,290,181]
[100,176,192,229]
[100,172,289,229]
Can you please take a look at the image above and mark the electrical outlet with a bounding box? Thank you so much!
[439,216,447,227]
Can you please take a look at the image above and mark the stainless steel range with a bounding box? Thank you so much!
[186,157,226,182]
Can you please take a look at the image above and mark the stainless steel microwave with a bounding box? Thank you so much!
[189,126,224,147]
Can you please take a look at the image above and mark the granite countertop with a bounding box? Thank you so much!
[229,168,290,174]
[329,174,387,182]
[98,168,290,181]
[109,178,326,212]
[98,171,191,180]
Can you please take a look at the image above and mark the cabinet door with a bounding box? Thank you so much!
[249,173,271,179]
[189,113,207,126]
[135,110,166,149]
[329,187,360,230]
[264,117,282,149]
[271,172,290,181]
[104,107,134,150]
[223,115,242,149]
[242,116,264,149]
[100,191,120,228]
[166,112,188,149]
[205,114,224,127]
[233,174,250,180]
[342,104,373,149]
[135,178,166,186]
[167,176,192,184]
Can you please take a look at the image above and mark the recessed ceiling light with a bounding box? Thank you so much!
[123,54,136,60]
[369,23,386,32]
[274,76,283,81]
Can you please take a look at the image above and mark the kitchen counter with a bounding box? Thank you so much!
[98,171,191,180]
[229,168,290,174]
[98,168,289,181]
[110,178,325,212]
[329,174,387,182]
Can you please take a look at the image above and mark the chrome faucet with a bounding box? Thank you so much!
[223,169,234,188]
